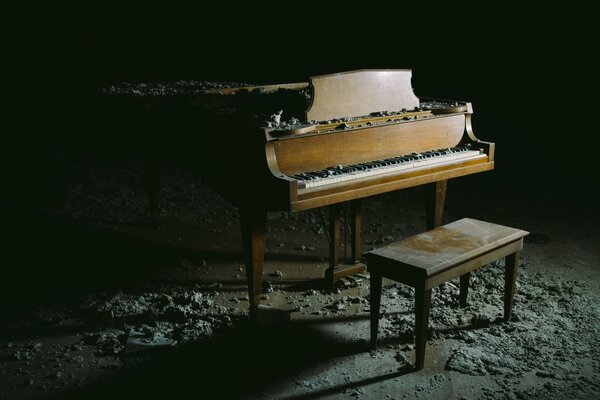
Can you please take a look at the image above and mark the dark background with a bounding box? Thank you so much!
[2,18,593,212]
[0,17,595,311]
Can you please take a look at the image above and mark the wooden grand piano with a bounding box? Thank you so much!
[100,69,495,314]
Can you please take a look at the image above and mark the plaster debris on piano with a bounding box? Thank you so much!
[98,69,495,310]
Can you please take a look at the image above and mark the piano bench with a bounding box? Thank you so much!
[366,218,529,370]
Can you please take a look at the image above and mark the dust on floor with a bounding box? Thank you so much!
[1,161,599,399]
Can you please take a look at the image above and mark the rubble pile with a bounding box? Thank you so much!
[80,285,236,351]
[100,81,250,97]
[2,159,598,399]
[372,261,600,398]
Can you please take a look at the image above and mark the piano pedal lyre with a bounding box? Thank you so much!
[325,199,366,285]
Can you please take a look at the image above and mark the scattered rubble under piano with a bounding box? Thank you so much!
[1,161,599,400]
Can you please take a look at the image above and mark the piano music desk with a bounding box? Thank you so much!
[367,218,529,370]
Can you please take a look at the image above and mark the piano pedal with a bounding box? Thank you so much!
[354,272,371,281]
[336,278,353,289]
[335,272,371,289]
[328,262,367,287]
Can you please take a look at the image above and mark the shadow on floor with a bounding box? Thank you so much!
[41,320,376,400]
[0,209,328,323]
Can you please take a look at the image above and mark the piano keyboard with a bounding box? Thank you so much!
[293,147,483,189]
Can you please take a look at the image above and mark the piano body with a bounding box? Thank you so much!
[99,69,495,313]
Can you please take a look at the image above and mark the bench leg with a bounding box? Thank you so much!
[370,271,383,348]
[504,251,520,321]
[415,285,432,370]
[459,272,470,308]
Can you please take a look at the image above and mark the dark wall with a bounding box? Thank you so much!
[1,20,594,214]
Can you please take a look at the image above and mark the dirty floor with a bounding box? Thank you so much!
[1,161,599,399]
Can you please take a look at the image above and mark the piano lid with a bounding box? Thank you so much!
[305,69,420,122]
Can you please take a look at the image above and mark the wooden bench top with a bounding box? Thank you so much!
[367,218,529,277]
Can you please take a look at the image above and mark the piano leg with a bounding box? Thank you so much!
[425,180,447,230]
[325,200,365,285]
[240,208,267,311]
[326,204,342,283]
[350,199,362,263]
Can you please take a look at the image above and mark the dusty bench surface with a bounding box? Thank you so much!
[368,218,529,277]
[367,218,529,370]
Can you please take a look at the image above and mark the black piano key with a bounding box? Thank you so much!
[295,146,475,183]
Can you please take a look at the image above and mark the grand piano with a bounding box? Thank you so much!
[99,69,495,314]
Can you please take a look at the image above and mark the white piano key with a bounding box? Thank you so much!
[297,150,483,189]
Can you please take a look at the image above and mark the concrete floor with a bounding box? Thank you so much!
[1,163,599,399]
